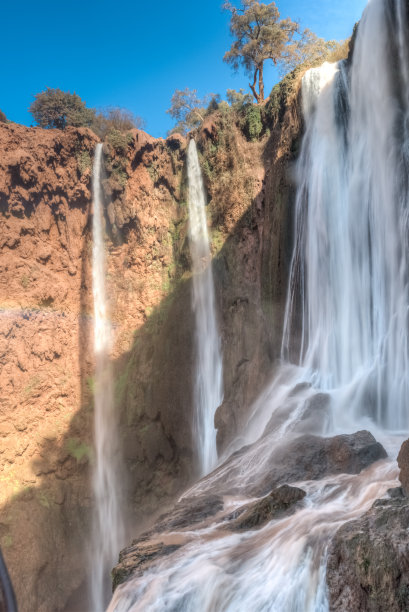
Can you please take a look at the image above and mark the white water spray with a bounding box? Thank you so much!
[187,139,223,476]
[91,143,124,611]
[284,0,409,433]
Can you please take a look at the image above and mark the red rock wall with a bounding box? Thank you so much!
[0,96,301,611]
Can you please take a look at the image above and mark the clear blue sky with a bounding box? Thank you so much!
[1,0,367,137]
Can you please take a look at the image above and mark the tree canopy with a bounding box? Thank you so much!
[223,1,340,103]
[226,88,253,108]
[223,0,299,103]
[29,88,95,129]
[167,88,215,135]
[0,110,7,123]
[92,107,145,139]
[280,28,339,73]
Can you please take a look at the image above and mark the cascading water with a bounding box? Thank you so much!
[187,139,223,476]
[283,0,409,433]
[91,143,124,611]
[108,1,409,610]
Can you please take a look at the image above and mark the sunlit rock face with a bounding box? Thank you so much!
[0,77,300,610]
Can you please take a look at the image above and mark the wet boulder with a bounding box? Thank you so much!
[397,439,409,495]
[112,541,182,590]
[326,493,409,611]
[228,484,306,530]
[254,430,387,495]
[112,494,224,589]
[152,494,224,533]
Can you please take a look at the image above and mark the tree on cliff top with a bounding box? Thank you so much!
[167,88,216,135]
[29,88,95,129]
[280,28,339,73]
[223,0,299,103]
[0,110,7,123]
[92,107,145,139]
[223,1,338,103]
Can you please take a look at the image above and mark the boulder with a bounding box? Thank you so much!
[397,439,409,494]
[326,493,409,611]
[151,494,224,534]
[112,541,182,591]
[228,484,306,530]
[253,430,387,496]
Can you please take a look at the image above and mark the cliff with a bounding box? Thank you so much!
[0,83,302,612]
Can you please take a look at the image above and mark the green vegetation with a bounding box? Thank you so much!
[226,89,253,109]
[167,88,216,135]
[110,159,128,189]
[66,437,92,462]
[107,129,129,154]
[243,105,263,141]
[29,91,145,144]
[223,0,339,103]
[76,150,92,175]
[223,0,298,103]
[280,28,340,73]
[165,4,349,138]
[92,107,145,139]
[104,135,130,192]
[29,88,95,129]
[0,109,7,123]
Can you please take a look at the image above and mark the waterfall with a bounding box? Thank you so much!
[187,139,223,476]
[108,1,409,610]
[284,0,409,433]
[90,143,124,611]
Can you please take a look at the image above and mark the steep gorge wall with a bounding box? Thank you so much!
[0,86,302,611]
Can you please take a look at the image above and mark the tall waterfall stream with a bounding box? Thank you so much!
[108,0,409,609]
[91,143,124,611]
[187,139,223,476]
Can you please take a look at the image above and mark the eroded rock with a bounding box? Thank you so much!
[327,495,409,611]
[112,541,182,591]
[397,439,409,494]
[228,484,306,530]
[152,494,224,534]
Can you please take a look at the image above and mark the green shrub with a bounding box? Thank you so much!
[264,65,304,125]
[92,107,145,139]
[77,150,91,175]
[66,438,92,462]
[244,104,263,141]
[226,89,253,109]
[111,164,128,188]
[107,129,129,154]
[29,88,95,130]
[0,109,7,123]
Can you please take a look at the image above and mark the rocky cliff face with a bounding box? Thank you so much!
[0,123,97,611]
[0,84,301,611]
[326,489,409,611]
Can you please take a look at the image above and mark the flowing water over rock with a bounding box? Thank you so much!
[283,0,409,432]
[91,143,124,611]
[108,1,409,609]
[187,139,223,476]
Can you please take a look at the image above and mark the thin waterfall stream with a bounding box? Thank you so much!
[91,143,124,611]
[108,1,409,609]
[187,139,223,476]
